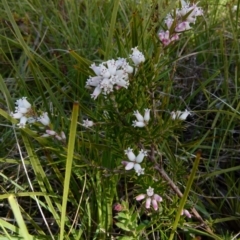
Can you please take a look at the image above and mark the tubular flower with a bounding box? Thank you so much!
[171,109,191,120]
[136,187,163,211]
[158,31,180,46]
[181,209,192,218]
[38,112,50,126]
[129,47,145,66]
[82,119,94,128]
[122,148,147,175]
[43,130,66,141]
[132,109,151,128]
[11,97,35,128]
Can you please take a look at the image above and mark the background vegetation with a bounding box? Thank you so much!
[0,0,240,239]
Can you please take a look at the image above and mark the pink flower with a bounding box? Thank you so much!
[158,31,180,46]
[136,187,163,211]
[181,209,192,218]
[175,21,191,32]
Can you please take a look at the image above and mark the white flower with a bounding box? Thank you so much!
[124,147,135,161]
[91,85,102,100]
[38,112,50,126]
[87,58,133,99]
[60,131,66,140]
[136,168,145,176]
[165,14,174,29]
[171,109,191,120]
[129,47,145,66]
[136,149,148,162]
[11,97,33,128]
[11,111,23,119]
[132,109,151,127]
[17,116,28,128]
[43,130,66,141]
[16,97,31,109]
[136,187,163,211]
[46,129,56,135]
[143,108,151,122]
[83,119,94,128]
[123,148,147,175]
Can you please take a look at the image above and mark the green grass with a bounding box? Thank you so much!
[0,0,240,239]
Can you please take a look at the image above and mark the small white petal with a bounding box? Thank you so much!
[124,147,136,161]
[46,130,56,136]
[106,59,117,75]
[21,97,31,109]
[60,131,66,140]
[132,120,145,128]
[38,112,50,126]
[11,112,23,119]
[136,149,147,163]
[83,119,94,128]
[171,110,182,120]
[91,85,102,100]
[133,110,144,122]
[133,163,142,172]
[116,79,129,89]
[136,168,145,176]
[129,47,145,66]
[143,109,150,122]
[86,76,102,87]
[125,161,134,170]
[17,116,28,128]
[42,133,50,137]
[124,65,133,74]
[179,109,191,120]
[17,107,28,114]
[146,187,154,197]
[100,64,111,78]
[90,63,101,75]
[55,134,62,140]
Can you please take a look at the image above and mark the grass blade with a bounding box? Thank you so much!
[59,102,79,240]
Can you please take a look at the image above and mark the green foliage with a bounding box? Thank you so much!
[0,0,240,239]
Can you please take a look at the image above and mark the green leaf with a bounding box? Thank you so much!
[115,222,131,231]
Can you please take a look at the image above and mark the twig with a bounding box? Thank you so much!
[149,145,214,235]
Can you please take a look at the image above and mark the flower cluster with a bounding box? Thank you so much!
[136,187,163,211]
[132,109,150,128]
[11,97,66,142]
[11,97,51,128]
[171,109,191,120]
[159,0,203,46]
[11,97,36,128]
[86,47,145,99]
[122,148,147,176]
[42,130,66,141]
